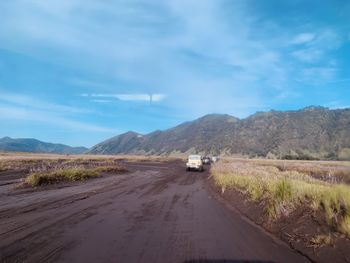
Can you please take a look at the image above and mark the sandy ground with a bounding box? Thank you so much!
[0,160,309,263]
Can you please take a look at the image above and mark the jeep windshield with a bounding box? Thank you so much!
[189,155,201,161]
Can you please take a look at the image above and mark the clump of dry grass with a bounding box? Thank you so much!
[23,162,128,187]
[93,165,128,173]
[211,161,350,238]
[25,168,101,186]
[0,162,8,172]
[310,234,332,248]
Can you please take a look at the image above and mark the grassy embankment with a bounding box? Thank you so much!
[211,160,350,237]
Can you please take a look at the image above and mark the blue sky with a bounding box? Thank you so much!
[0,0,349,147]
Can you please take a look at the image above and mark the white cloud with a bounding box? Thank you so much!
[69,78,109,89]
[151,94,167,102]
[0,92,116,133]
[117,94,166,102]
[115,94,150,101]
[313,29,342,50]
[291,48,323,63]
[275,90,300,99]
[296,67,337,85]
[291,33,315,44]
[91,99,112,103]
[0,0,346,120]
[291,29,342,64]
[86,93,167,102]
[0,92,89,114]
[0,105,115,132]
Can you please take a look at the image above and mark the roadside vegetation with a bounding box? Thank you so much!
[25,168,101,186]
[310,234,333,248]
[0,154,130,187]
[211,160,350,238]
[0,163,8,172]
[93,165,128,173]
[23,164,128,187]
[0,153,177,188]
[0,153,174,172]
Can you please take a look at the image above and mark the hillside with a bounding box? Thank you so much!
[0,137,88,154]
[89,107,350,160]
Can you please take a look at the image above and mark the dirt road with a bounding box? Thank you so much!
[0,160,309,263]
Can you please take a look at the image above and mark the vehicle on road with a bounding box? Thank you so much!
[202,156,211,165]
[186,154,204,171]
[211,156,220,163]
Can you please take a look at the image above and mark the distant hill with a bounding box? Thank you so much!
[89,107,350,160]
[0,137,88,154]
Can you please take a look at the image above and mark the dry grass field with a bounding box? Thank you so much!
[211,158,350,238]
[0,152,182,162]
[0,152,179,188]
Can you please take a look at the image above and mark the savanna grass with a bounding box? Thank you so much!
[25,168,101,186]
[93,165,128,173]
[0,162,7,172]
[310,234,332,247]
[211,161,350,237]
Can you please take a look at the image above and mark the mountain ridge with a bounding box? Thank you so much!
[0,137,88,154]
[89,107,350,160]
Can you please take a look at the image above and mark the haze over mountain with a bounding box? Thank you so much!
[0,137,88,154]
[89,107,350,160]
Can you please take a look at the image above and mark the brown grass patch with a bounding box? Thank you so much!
[25,168,101,186]
[211,159,350,238]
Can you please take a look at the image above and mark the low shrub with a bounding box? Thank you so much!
[25,168,101,186]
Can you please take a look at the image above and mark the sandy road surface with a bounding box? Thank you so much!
[0,161,309,263]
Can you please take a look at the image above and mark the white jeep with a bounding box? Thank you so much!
[186,155,204,172]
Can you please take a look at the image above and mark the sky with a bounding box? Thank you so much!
[0,0,349,147]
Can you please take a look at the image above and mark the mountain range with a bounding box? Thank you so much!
[2,107,350,160]
[0,137,88,154]
[89,107,350,160]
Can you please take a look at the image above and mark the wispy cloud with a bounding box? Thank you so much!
[0,92,115,133]
[91,99,113,103]
[84,93,167,102]
[0,105,115,132]
[291,33,315,45]
[291,29,343,64]
[115,94,166,102]
[296,67,338,85]
[0,92,89,114]
[68,78,110,89]
[291,48,323,63]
